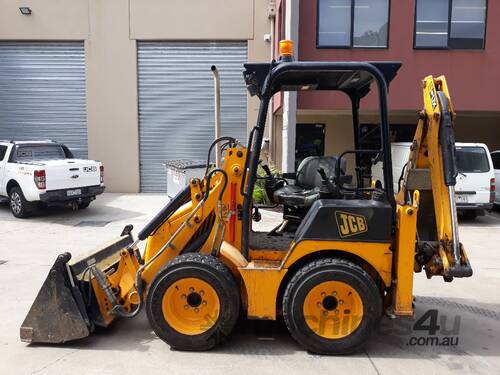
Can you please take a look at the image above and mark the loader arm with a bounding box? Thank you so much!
[396,76,472,279]
[20,144,247,343]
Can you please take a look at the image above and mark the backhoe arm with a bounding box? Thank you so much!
[396,76,472,280]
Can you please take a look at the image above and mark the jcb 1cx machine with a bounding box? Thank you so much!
[21,40,472,354]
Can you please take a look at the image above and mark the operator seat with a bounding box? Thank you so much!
[273,156,344,208]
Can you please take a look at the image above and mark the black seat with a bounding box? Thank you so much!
[273,156,342,208]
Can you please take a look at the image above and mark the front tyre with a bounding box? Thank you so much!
[146,253,240,351]
[283,258,382,354]
[9,187,33,218]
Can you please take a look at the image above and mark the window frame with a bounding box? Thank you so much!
[316,0,391,49]
[413,0,488,50]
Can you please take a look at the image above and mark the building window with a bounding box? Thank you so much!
[317,0,390,48]
[415,0,487,49]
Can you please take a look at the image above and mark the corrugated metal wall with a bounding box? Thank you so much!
[137,41,248,192]
[0,42,87,158]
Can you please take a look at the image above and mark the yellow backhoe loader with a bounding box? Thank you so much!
[21,40,472,354]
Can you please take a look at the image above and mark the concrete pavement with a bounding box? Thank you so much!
[1,194,499,374]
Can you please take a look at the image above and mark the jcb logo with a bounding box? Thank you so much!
[335,211,368,238]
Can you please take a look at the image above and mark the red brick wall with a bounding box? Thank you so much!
[296,0,500,112]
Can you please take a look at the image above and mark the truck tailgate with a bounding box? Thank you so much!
[44,160,101,191]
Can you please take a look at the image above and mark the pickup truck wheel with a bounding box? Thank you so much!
[9,187,33,218]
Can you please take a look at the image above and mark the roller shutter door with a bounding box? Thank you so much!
[0,42,87,158]
[137,41,248,192]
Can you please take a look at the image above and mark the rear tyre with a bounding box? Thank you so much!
[9,187,33,218]
[146,253,240,351]
[283,258,382,354]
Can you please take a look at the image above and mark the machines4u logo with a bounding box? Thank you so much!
[335,211,368,238]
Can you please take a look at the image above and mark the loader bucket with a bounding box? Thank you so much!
[20,233,134,344]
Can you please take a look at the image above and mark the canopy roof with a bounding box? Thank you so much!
[243,61,402,99]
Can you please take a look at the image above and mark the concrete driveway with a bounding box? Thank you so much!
[1,194,499,374]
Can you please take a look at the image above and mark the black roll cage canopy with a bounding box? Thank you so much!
[239,60,402,257]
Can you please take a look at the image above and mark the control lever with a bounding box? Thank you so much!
[252,206,262,222]
[261,164,272,177]
[317,167,339,198]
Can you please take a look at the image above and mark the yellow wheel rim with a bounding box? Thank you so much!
[303,280,363,339]
[162,277,220,335]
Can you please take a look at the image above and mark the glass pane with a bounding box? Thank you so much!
[415,0,449,48]
[456,146,490,173]
[15,145,66,162]
[0,145,6,161]
[492,153,500,170]
[450,0,486,49]
[353,0,389,48]
[318,0,352,47]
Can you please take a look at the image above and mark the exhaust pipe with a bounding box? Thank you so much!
[211,65,221,168]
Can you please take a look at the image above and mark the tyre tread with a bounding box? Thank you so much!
[283,257,381,354]
[146,253,239,351]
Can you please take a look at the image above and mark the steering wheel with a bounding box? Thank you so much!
[252,161,284,212]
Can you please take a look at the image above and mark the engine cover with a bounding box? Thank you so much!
[294,199,393,243]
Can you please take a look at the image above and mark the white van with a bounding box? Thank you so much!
[491,151,500,206]
[374,142,495,218]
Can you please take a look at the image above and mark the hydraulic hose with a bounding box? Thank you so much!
[205,137,237,175]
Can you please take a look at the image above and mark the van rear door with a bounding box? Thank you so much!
[491,151,500,205]
[455,145,494,205]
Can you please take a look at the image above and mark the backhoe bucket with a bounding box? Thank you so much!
[20,233,133,344]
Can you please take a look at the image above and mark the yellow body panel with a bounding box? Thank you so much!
[238,260,287,320]
[232,241,392,320]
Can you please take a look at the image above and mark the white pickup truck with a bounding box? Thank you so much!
[0,140,105,218]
